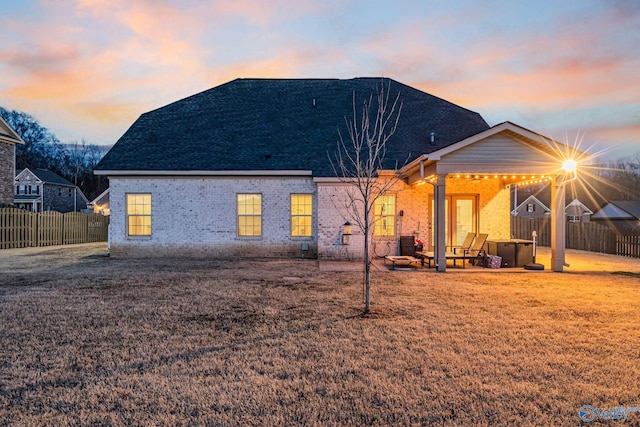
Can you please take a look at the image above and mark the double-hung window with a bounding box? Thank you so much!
[291,194,312,237]
[237,194,262,236]
[373,194,396,237]
[127,193,152,236]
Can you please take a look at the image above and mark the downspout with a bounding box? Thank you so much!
[550,175,566,272]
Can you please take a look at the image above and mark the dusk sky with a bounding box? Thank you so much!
[1,0,638,160]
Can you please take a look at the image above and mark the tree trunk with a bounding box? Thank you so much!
[364,224,371,314]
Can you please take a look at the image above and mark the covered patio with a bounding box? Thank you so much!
[399,122,587,272]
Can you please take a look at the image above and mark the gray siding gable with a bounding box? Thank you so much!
[17,168,75,187]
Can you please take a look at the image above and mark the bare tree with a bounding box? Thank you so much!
[607,154,640,199]
[580,153,640,206]
[330,81,403,314]
[0,106,69,173]
[67,139,90,186]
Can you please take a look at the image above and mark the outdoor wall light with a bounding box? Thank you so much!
[562,159,577,173]
[341,221,352,245]
[562,159,578,182]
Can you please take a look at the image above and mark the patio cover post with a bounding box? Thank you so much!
[434,174,447,272]
[550,175,566,272]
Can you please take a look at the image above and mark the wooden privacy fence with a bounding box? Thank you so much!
[0,208,109,249]
[511,216,640,258]
[616,234,640,258]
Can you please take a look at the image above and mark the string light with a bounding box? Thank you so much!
[438,174,552,187]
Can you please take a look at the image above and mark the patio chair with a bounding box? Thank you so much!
[448,232,476,254]
[458,233,488,266]
[416,233,488,268]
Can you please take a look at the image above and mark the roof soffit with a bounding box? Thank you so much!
[0,117,25,145]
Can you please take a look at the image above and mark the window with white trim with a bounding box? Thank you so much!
[237,194,262,236]
[127,193,152,236]
[374,194,395,237]
[291,194,312,237]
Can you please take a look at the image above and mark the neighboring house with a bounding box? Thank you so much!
[95,77,583,271]
[564,199,593,223]
[0,115,25,206]
[591,200,640,231]
[89,188,110,215]
[512,191,593,223]
[512,195,551,218]
[14,168,89,212]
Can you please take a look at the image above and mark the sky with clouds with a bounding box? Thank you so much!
[1,0,638,159]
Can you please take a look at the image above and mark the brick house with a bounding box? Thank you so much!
[0,116,24,206]
[95,78,583,271]
[14,168,88,212]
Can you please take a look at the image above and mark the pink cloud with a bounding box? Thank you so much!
[1,0,636,150]
[0,46,80,73]
[587,122,640,143]
[0,1,218,134]
[204,0,328,26]
[411,27,639,113]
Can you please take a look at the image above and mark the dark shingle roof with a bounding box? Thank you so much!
[610,200,640,219]
[96,78,489,176]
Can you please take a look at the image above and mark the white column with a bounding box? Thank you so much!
[434,174,447,272]
[550,175,566,272]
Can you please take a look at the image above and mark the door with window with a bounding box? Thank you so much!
[429,195,478,250]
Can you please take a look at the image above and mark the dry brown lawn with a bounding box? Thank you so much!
[1,243,639,426]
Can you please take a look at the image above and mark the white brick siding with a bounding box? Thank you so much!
[317,182,364,261]
[317,179,421,261]
[108,174,510,259]
[109,176,317,257]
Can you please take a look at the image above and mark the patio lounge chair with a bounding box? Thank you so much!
[416,233,489,268]
[448,232,476,254]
